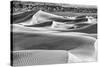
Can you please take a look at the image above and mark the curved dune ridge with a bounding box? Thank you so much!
[18,10,89,25]
[12,10,97,66]
[14,10,97,33]
[12,22,97,34]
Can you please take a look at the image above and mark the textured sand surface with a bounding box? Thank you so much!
[11,10,97,66]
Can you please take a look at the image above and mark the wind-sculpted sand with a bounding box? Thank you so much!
[11,10,97,66]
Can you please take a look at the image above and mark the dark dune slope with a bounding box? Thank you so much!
[11,11,37,24]
[51,17,88,23]
[61,23,97,33]
[73,23,97,33]
[12,32,95,51]
[25,21,53,27]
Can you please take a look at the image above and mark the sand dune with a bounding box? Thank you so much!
[12,10,97,66]
[15,10,88,25]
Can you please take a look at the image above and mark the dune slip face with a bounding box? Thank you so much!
[11,1,97,66]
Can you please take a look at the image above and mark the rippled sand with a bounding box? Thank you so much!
[11,10,97,66]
